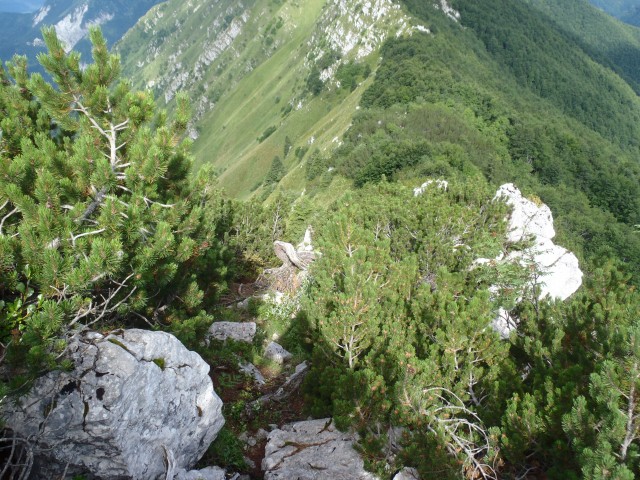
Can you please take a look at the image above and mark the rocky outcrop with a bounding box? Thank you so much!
[495,184,583,301]
[261,228,317,293]
[262,418,378,479]
[2,329,224,479]
[482,184,583,336]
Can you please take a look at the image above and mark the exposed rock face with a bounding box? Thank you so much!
[313,0,414,60]
[436,0,461,22]
[2,329,224,479]
[207,321,257,343]
[486,184,583,336]
[262,418,378,479]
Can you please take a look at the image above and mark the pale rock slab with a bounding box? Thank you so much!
[413,178,449,196]
[494,183,583,301]
[174,466,226,480]
[2,329,224,479]
[208,321,257,343]
[262,418,378,479]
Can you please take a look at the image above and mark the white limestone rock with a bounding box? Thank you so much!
[413,178,449,196]
[2,329,224,479]
[495,183,583,301]
[208,321,257,343]
[435,0,461,22]
[495,184,555,243]
[486,184,583,336]
[264,342,293,364]
[297,226,314,252]
[262,418,378,479]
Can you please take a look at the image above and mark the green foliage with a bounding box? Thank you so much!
[353,17,640,282]
[302,181,516,476]
[257,125,277,142]
[498,263,640,477]
[305,150,329,181]
[152,357,166,370]
[0,27,234,382]
[283,135,292,157]
[200,427,247,471]
[454,0,640,149]
[265,156,285,185]
[335,61,369,91]
[305,66,324,95]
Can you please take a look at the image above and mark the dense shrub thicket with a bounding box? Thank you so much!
[2,6,640,478]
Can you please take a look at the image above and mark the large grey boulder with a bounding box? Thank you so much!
[495,184,582,301]
[262,418,378,479]
[2,329,224,479]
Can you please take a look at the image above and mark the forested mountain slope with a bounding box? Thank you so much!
[589,0,640,25]
[121,0,640,282]
[522,0,640,94]
[0,0,162,71]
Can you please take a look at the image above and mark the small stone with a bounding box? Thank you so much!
[294,361,308,374]
[255,428,269,442]
[262,419,377,480]
[236,298,250,309]
[393,467,420,480]
[238,361,265,386]
[264,342,292,364]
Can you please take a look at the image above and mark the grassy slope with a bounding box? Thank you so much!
[191,0,327,195]
[118,0,418,198]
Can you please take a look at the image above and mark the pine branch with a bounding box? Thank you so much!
[68,273,136,328]
[0,206,19,235]
[70,228,105,247]
[76,187,107,224]
[143,197,175,209]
